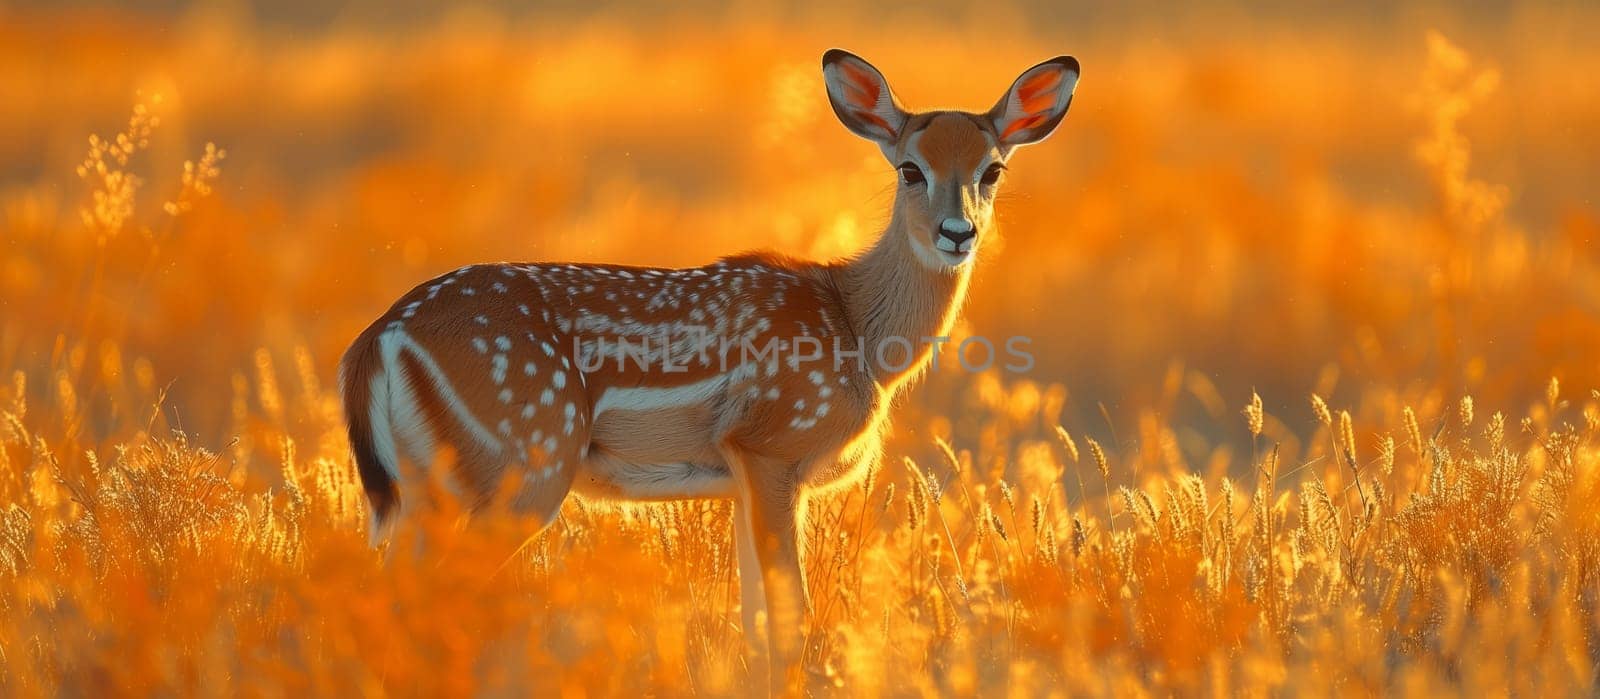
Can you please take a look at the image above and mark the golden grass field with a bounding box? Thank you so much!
[3,2,1600,695]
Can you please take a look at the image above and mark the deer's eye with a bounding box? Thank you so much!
[898,163,926,187]
[980,163,1005,186]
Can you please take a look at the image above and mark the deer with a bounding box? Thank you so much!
[339,48,1079,689]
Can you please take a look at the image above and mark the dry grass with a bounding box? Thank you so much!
[2,3,1600,695]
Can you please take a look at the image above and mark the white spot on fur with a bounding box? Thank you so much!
[491,354,508,384]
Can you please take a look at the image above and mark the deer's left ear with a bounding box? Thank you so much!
[989,56,1079,149]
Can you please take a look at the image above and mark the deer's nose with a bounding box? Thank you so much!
[936,218,976,253]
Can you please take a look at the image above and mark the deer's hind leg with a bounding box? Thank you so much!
[390,311,591,532]
[491,346,593,531]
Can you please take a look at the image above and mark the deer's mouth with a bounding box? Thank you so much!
[934,248,973,265]
[933,230,975,264]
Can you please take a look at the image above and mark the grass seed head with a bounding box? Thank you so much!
[1311,394,1333,426]
[1087,438,1109,480]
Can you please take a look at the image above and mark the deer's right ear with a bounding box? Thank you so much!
[822,49,909,151]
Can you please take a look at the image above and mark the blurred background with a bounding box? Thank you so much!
[2,0,1597,481]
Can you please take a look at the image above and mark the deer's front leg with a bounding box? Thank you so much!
[722,438,807,692]
[732,496,768,660]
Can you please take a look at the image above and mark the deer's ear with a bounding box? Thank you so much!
[989,56,1079,149]
[822,49,909,149]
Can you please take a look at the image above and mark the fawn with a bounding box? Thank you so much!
[340,48,1078,687]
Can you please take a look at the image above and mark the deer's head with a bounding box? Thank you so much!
[823,49,1078,269]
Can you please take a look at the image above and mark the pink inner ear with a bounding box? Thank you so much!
[1000,114,1047,140]
[1016,69,1064,114]
[853,109,892,134]
[840,62,882,108]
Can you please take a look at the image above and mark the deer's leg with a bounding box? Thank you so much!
[733,496,769,659]
[722,439,806,691]
[506,432,585,529]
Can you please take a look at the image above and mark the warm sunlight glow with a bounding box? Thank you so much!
[2,2,1598,695]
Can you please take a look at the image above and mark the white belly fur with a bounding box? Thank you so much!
[576,373,883,500]
[579,375,731,500]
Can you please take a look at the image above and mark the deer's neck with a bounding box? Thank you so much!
[831,212,973,391]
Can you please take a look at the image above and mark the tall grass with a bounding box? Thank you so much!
[4,341,1599,694]
[2,7,1599,695]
